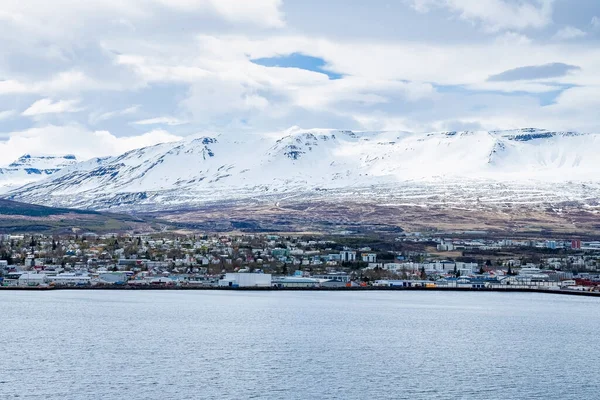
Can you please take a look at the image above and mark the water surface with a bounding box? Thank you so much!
[1,291,599,399]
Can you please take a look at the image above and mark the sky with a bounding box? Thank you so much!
[1,0,600,163]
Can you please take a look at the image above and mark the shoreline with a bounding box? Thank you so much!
[2,286,600,297]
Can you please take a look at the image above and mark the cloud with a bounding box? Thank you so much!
[407,0,554,32]
[133,117,188,126]
[494,31,532,46]
[0,0,285,38]
[2,0,600,156]
[22,99,83,116]
[553,26,587,41]
[0,110,16,121]
[0,70,124,96]
[488,63,581,82]
[591,16,600,29]
[90,105,140,124]
[0,124,182,162]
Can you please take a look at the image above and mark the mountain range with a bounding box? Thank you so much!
[0,154,78,193]
[3,128,600,214]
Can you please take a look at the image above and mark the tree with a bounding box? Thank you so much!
[0,250,13,265]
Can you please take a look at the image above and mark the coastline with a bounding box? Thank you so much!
[2,285,600,297]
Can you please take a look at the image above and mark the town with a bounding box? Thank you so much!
[1,231,600,293]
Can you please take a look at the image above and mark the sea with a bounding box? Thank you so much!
[1,290,599,399]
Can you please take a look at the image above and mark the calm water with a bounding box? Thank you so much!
[1,291,599,399]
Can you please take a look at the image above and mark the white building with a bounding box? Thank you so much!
[437,242,455,251]
[219,273,272,288]
[313,273,351,283]
[272,277,322,288]
[99,272,129,284]
[18,273,49,287]
[340,251,356,262]
[362,253,377,263]
[50,273,91,286]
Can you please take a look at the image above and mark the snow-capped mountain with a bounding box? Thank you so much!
[0,154,79,193]
[6,128,600,211]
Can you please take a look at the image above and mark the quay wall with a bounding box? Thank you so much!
[1,285,600,297]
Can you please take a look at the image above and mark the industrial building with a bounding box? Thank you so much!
[218,273,272,288]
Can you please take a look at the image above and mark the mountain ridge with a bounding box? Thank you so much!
[0,154,79,192]
[5,128,600,211]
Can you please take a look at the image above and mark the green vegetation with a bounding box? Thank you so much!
[0,199,157,234]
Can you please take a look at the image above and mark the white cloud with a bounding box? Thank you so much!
[22,99,82,116]
[408,0,554,32]
[133,117,188,126]
[553,26,587,41]
[153,0,285,28]
[0,0,284,38]
[116,55,211,83]
[2,0,600,158]
[0,110,16,121]
[0,70,125,96]
[0,125,182,161]
[105,32,600,133]
[495,31,532,46]
[592,16,600,29]
[90,105,140,124]
[0,79,29,94]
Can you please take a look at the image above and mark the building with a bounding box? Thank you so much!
[50,273,91,286]
[18,273,49,287]
[361,253,377,263]
[272,277,322,288]
[340,251,356,262]
[99,272,129,284]
[218,273,272,288]
[437,241,455,251]
[271,248,290,257]
[313,273,351,283]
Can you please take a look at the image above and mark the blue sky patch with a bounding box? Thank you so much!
[251,53,342,80]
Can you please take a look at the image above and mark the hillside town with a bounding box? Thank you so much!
[1,232,600,292]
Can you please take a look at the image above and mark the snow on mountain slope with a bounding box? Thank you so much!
[6,128,600,211]
[0,154,78,193]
